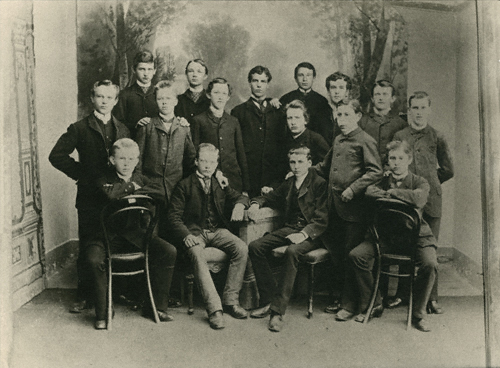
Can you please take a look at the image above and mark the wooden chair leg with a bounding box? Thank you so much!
[107,261,113,331]
[307,264,314,319]
[186,274,194,315]
[364,253,381,325]
[145,257,160,324]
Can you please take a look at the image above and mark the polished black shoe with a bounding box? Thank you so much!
[208,310,225,330]
[412,317,431,332]
[250,304,271,319]
[94,319,106,330]
[268,313,283,332]
[354,304,384,323]
[69,300,92,314]
[384,297,408,309]
[324,300,341,314]
[223,304,248,319]
[157,309,174,322]
[426,300,444,314]
[335,309,354,321]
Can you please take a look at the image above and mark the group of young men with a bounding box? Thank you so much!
[49,51,454,333]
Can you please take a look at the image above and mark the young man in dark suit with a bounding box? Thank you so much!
[231,65,285,198]
[247,147,328,332]
[279,62,331,141]
[49,80,130,313]
[166,143,250,330]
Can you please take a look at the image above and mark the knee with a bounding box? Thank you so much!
[151,238,177,266]
[248,240,264,257]
[85,245,106,271]
[233,240,248,258]
[348,248,371,271]
[284,244,301,261]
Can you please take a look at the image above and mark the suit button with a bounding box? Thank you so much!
[220,137,223,140]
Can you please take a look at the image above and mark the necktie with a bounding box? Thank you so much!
[190,91,202,103]
[203,177,211,194]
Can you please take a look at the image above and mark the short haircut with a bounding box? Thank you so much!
[197,142,219,159]
[185,59,208,75]
[371,79,396,97]
[386,140,413,157]
[91,80,119,98]
[133,51,155,70]
[294,62,316,78]
[325,72,352,91]
[285,99,309,124]
[110,138,140,157]
[247,65,272,83]
[408,91,431,107]
[207,77,232,96]
[154,80,177,98]
[338,99,363,115]
[288,146,312,161]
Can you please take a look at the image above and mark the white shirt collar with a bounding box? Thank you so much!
[116,172,132,182]
[94,110,111,124]
[189,86,204,93]
[299,87,312,94]
[209,106,224,118]
[136,80,151,89]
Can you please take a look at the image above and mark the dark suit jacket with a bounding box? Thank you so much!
[366,172,436,247]
[393,125,454,218]
[231,98,285,195]
[49,113,130,209]
[112,83,158,138]
[252,168,328,242]
[192,109,250,192]
[136,116,196,202]
[315,127,383,222]
[166,173,250,246]
[279,89,331,141]
[174,89,211,128]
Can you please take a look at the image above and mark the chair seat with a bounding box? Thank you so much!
[272,246,330,265]
[111,252,144,262]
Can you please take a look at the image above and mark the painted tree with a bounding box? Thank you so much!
[303,0,408,112]
[183,13,251,106]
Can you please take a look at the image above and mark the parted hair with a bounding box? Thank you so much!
[185,59,208,75]
[248,65,272,83]
[154,80,177,97]
[285,99,310,124]
[325,72,352,91]
[371,79,396,97]
[91,80,119,98]
[288,146,312,161]
[197,143,219,159]
[339,99,363,115]
[408,91,431,107]
[386,140,413,157]
[207,77,232,96]
[110,138,140,157]
[294,62,316,78]
[133,51,156,70]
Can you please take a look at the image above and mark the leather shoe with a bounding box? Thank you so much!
[223,304,248,319]
[69,300,92,314]
[157,309,174,322]
[384,297,407,309]
[426,300,444,314]
[335,309,354,321]
[268,313,283,332]
[355,304,384,323]
[250,304,271,319]
[324,300,341,314]
[208,310,225,330]
[412,317,431,332]
[94,319,106,330]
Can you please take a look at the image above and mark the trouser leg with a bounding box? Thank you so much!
[248,228,294,307]
[149,236,177,311]
[271,238,319,315]
[413,246,438,319]
[424,214,441,302]
[208,228,248,306]
[85,243,107,320]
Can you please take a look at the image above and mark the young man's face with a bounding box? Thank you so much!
[109,148,139,177]
[372,85,396,112]
[186,61,208,88]
[195,150,219,178]
[286,108,307,136]
[388,147,412,177]
[409,97,431,130]
[249,72,269,99]
[289,153,312,178]
[134,62,156,85]
[337,104,361,135]
[91,85,118,115]
[208,83,230,111]
[295,67,315,91]
[156,88,178,116]
[327,79,349,104]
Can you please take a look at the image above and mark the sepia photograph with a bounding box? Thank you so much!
[0,1,499,367]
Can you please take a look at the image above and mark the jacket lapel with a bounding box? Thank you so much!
[297,171,311,199]
[88,115,106,143]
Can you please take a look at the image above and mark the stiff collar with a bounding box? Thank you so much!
[116,171,132,182]
[94,110,111,124]
[209,106,224,119]
[136,80,151,89]
[340,126,362,139]
[298,87,312,95]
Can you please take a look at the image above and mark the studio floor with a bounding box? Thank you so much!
[11,261,485,368]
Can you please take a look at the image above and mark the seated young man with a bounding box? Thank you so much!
[89,138,177,330]
[166,143,250,330]
[247,147,328,332]
[345,140,438,332]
